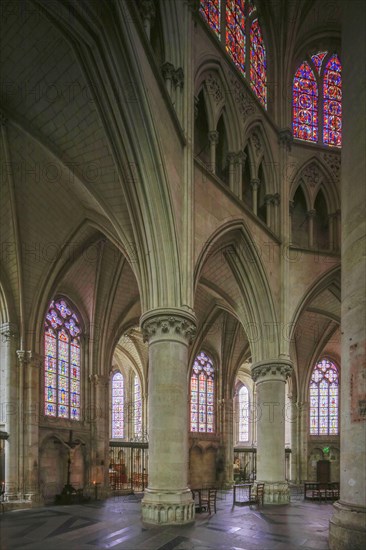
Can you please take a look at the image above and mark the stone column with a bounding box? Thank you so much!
[89,374,109,496]
[23,351,41,501]
[251,360,293,503]
[250,178,260,215]
[222,397,234,487]
[227,153,236,192]
[328,213,336,251]
[173,68,184,122]
[236,150,246,200]
[329,2,366,547]
[0,323,19,500]
[264,194,273,228]
[208,131,219,174]
[307,209,316,248]
[140,309,196,525]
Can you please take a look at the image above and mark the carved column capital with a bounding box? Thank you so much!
[251,359,293,382]
[227,152,237,164]
[161,62,175,81]
[89,373,108,386]
[173,68,184,89]
[0,322,18,342]
[139,0,156,22]
[236,150,247,164]
[264,193,274,205]
[140,308,197,345]
[250,178,261,190]
[307,209,317,219]
[208,130,219,145]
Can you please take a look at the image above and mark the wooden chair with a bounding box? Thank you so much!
[200,488,217,514]
[250,483,265,507]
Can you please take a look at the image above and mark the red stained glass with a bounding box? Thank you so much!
[293,62,318,142]
[190,352,215,432]
[323,55,342,147]
[226,0,246,75]
[309,359,339,435]
[250,19,267,108]
[44,298,81,420]
[200,0,221,38]
[311,51,327,74]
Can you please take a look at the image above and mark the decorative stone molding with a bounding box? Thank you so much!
[251,360,293,382]
[228,72,255,118]
[254,481,290,504]
[300,162,323,188]
[264,193,274,205]
[16,350,41,367]
[0,322,18,342]
[322,152,341,181]
[251,132,262,155]
[329,501,366,549]
[141,489,195,525]
[205,72,224,104]
[89,373,108,386]
[278,128,293,151]
[273,193,280,206]
[307,208,317,219]
[236,150,247,165]
[140,309,197,345]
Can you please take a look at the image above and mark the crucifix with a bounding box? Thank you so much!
[61,430,82,493]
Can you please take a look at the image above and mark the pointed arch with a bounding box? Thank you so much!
[309,358,339,435]
[190,351,215,433]
[111,370,125,438]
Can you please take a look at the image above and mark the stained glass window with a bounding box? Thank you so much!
[112,372,124,438]
[200,0,221,38]
[293,62,318,142]
[323,55,342,147]
[239,385,249,442]
[44,299,81,420]
[190,351,215,433]
[226,0,246,75]
[134,375,142,437]
[309,359,339,435]
[250,19,267,107]
[311,51,327,75]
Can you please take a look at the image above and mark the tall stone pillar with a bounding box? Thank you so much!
[329,2,366,548]
[140,309,196,525]
[208,131,219,174]
[250,178,260,215]
[222,397,234,487]
[23,352,41,501]
[89,374,109,495]
[251,360,293,503]
[0,323,19,500]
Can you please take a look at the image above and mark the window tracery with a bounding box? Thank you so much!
[44,298,81,420]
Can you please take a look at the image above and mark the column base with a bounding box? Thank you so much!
[141,488,195,525]
[257,481,290,504]
[329,500,366,550]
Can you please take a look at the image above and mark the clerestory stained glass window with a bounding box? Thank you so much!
[323,55,342,147]
[200,0,221,38]
[44,298,81,420]
[112,372,124,438]
[293,52,342,147]
[134,375,142,437]
[226,0,246,75]
[190,351,215,433]
[250,19,267,107]
[239,385,249,442]
[293,62,318,142]
[200,1,267,109]
[309,359,339,435]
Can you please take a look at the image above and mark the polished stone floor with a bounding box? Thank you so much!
[0,489,335,550]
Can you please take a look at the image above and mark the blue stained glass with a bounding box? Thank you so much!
[309,359,339,435]
[190,352,215,432]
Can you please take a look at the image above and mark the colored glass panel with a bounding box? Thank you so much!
[293,62,318,142]
[134,375,142,437]
[200,0,221,37]
[250,19,267,108]
[311,51,327,74]
[190,352,215,432]
[309,359,339,435]
[44,298,81,420]
[323,55,342,147]
[112,372,124,438]
[239,385,249,442]
[226,0,246,75]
